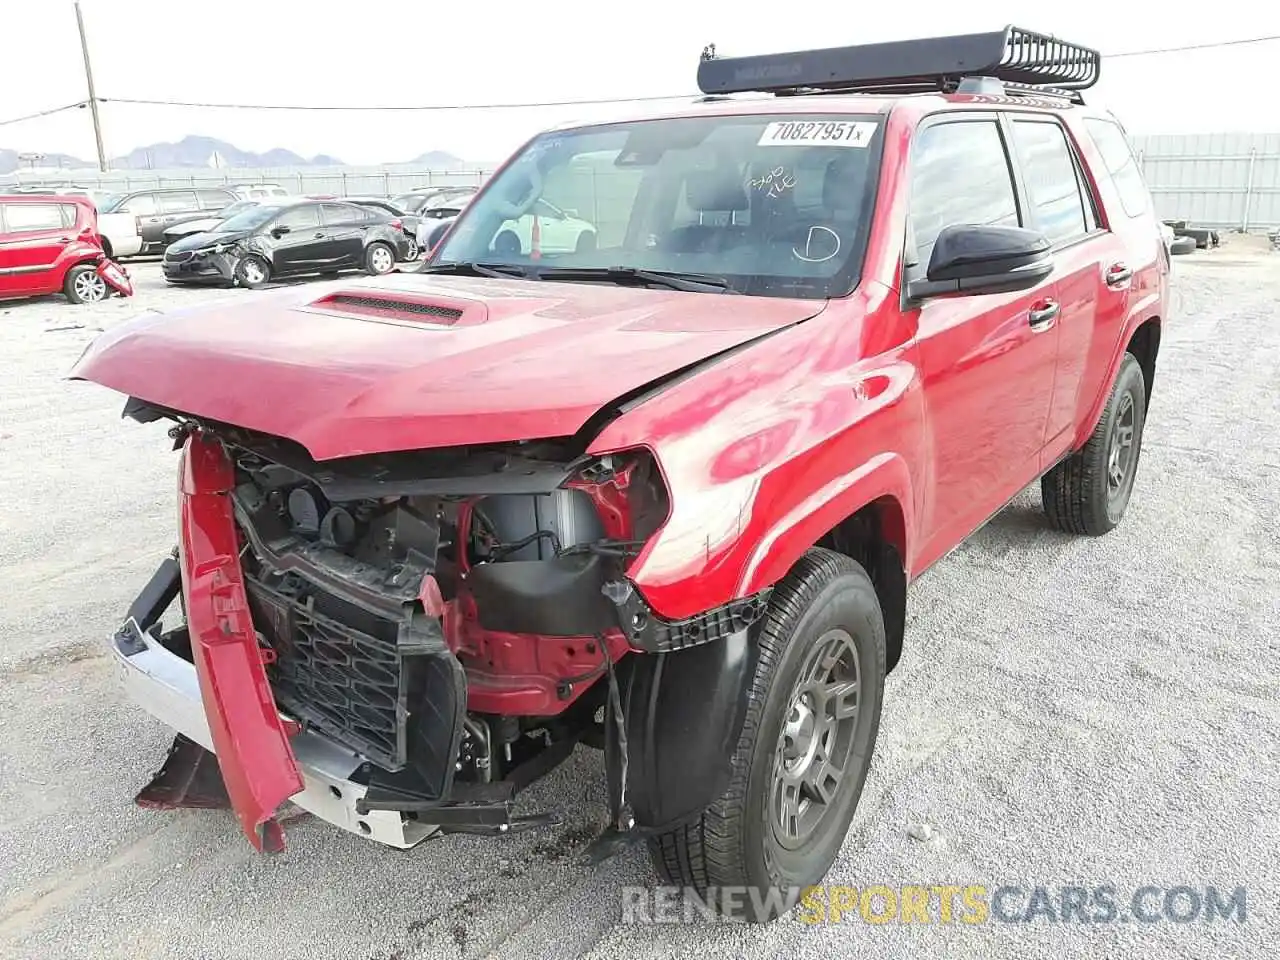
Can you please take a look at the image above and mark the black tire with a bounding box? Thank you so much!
[235,255,270,289]
[364,241,396,275]
[63,264,109,303]
[100,236,114,259]
[1042,352,1147,536]
[649,548,886,922]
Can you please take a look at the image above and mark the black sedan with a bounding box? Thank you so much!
[162,199,410,288]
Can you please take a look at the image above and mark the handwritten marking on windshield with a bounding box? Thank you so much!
[792,226,841,263]
[750,166,797,198]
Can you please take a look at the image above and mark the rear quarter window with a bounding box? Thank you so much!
[1083,118,1151,219]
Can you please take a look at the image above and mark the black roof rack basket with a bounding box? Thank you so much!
[696,26,1100,99]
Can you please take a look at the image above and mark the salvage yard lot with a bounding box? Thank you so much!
[1,247,1277,959]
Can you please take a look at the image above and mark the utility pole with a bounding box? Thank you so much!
[74,1,108,172]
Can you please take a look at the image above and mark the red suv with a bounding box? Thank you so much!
[75,27,1166,920]
[0,194,132,303]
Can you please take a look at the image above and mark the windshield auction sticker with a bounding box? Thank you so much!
[757,120,878,147]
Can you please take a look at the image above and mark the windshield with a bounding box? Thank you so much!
[214,200,257,219]
[217,204,285,232]
[432,114,882,298]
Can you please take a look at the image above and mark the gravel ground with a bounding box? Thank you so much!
[0,245,1277,959]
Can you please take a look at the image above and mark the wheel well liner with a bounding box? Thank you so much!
[1126,317,1161,408]
[817,497,907,672]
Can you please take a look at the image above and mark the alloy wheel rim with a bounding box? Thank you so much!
[242,260,264,284]
[405,240,418,260]
[771,628,862,849]
[372,247,393,272]
[1107,393,1136,497]
[76,271,107,301]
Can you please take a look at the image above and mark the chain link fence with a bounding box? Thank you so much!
[1,165,497,198]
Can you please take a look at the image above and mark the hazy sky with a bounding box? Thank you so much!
[3,0,1280,165]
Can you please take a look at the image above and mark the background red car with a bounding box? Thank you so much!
[0,194,133,304]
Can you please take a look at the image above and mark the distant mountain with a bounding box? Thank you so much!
[110,135,343,170]
[2,137,465,174]
[407,150,464,167]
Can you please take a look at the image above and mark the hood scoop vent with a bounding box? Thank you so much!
[312,292,464,326]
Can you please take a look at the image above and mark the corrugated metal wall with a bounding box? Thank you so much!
[1131,132,1280,230]
[7,133,1280,230]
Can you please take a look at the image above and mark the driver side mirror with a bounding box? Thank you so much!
[271,225,291,238]
[907,224,1053,300]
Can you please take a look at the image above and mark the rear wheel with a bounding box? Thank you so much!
[649,549,886,922]
[364,242,395,275]
[235,255,270,289]
[1042,352,1147,535]
[64,264,109,303]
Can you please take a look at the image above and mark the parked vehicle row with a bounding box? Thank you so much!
[162,198,410,288]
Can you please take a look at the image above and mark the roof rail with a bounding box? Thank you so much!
[695,26,1100,103]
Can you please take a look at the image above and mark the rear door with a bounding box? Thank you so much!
[0,201,72,296]
[319,203,368,266]
[1004,114,1130,462]
[267,203,325,275]
[119,192,165,246]
[906,114,1063,562]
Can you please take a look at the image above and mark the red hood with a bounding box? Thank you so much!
[71,274,825,459]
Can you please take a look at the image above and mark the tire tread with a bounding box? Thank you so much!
[649,548,871,898]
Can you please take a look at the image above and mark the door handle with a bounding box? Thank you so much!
[314,232,324,239]
[1105,263,1133,287]
[1028,300,1060,330]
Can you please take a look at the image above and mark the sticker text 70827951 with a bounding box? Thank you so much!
[757,120,878,148]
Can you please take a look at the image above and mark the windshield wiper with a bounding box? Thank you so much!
[537,266,731,293]
[420,261,529,280]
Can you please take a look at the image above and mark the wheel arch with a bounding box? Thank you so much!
[736,453,913,673]
[1126,316,1161,410]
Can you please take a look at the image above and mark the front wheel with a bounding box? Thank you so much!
[1042,352,1147,535]
[403,238,419,261]
[64,264,109,303]
[364,242,395,276]
[235,255,270,289]
[649,549,886,922]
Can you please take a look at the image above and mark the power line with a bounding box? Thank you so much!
[0,101,86,128]
[97,91,697,112]
[8,32,1280,127]
[94,32,1280,112]
[1108,34,1280,58]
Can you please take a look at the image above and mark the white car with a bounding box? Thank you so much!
[416,194,597,256]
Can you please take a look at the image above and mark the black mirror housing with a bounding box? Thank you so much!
[272,225,291,237]
[910,224,1053,299]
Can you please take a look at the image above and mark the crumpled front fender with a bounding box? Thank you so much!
[178,432,303,850]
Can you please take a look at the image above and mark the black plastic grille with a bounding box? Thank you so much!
[247,577,408,770]
[165,249,194,263]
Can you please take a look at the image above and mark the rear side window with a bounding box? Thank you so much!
[321,203,365,224]
[1010,120,1089,245]
[1083,119,1150,219]
[3,203,64,232]
[909,119,1020,266]
[157,191,198,213]
[198,189,233,208]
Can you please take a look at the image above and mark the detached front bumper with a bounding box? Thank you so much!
[162,251,236,285]
[111,615,438,849]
